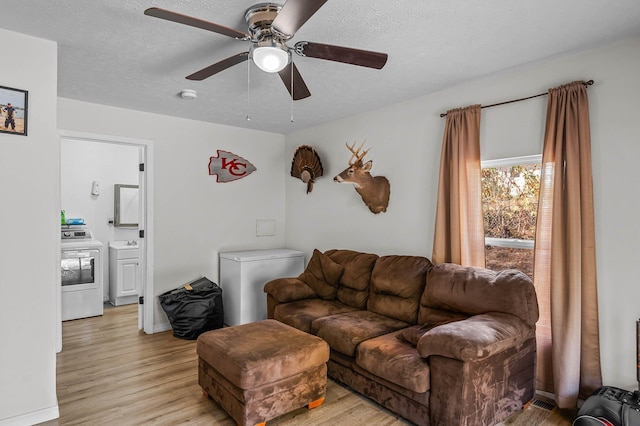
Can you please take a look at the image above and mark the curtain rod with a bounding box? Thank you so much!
[439,80,594,118]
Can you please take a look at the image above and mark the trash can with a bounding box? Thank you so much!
[159,277,224,339]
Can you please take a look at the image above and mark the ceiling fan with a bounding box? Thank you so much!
[144,0,388,100]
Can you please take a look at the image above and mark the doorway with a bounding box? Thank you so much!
[58,130,154,350]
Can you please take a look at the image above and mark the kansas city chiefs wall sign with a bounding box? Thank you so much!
[208,150,257,182]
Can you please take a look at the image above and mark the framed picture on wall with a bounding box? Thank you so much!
[0,85,28,136]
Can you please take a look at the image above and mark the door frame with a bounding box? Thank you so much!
[58,130,155,339]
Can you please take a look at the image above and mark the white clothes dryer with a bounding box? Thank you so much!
[60,230,104,321]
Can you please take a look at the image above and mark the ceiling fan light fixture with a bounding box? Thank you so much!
[145,3,387,103]
[252,42,289,73]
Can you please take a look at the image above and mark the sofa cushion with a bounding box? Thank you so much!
[298,249,344,300]
[325,249,379,309]
[367,255,432,324]
[264,277,317,303]
[357,330,431,394]
[398,309,469,346]
[311,310,409,357]
[421,263,539,326]
[416,312,533,361]
[274,299,358,334]
[417,306,470,327]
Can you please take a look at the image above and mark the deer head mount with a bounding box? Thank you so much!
[334,140,390,214]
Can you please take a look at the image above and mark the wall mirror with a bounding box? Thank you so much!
[114,184,139,228]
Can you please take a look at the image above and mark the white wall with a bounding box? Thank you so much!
[0,29,59,424]
[1,27,636,425]
[61,139,139,300]
[285,37,640,390]
[57,99,287,328]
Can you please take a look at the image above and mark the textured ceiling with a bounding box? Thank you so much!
[1,1,639,134]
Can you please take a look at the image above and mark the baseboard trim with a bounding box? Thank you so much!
[536,390,556,400]
[0,404,59,426]
[153,321,172,334]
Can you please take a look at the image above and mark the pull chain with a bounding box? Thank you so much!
[246,55,251,121]
[290,59,294,123]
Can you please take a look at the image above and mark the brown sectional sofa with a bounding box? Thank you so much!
[264,249,539,426]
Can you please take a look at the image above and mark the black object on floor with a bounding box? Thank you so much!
[159,277,224,340]
[574,387,640,426]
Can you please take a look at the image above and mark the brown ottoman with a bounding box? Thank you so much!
[197,319,330,426]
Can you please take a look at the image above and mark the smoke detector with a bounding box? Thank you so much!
[180,89,198,100]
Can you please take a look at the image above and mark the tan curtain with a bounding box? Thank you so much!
[433,105,485,267]
[533,81,602,409]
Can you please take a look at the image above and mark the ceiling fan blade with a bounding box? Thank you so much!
[144,7,250,40]
[186,52,249,81]
[278,63,311,100]
[294,41,388,69]
[271,0,328,37]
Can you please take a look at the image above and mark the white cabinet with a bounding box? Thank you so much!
[109,241,140,306]
[219,249,305,326]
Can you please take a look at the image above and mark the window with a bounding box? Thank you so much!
[481,155,541,278]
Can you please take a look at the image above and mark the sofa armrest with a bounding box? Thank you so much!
[416,312,533,362]
[264,277,317,303]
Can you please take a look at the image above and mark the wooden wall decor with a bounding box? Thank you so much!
[290,145,323,193]
[333,141,390,214]
[208,150,256,182]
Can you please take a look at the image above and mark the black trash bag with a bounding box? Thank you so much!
[159,277,224,340]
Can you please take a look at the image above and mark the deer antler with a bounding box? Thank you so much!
[346,140,370,165]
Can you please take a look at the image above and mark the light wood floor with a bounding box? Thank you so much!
[41,304,572,425]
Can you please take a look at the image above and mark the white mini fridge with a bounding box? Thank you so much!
[219,249,305,326]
